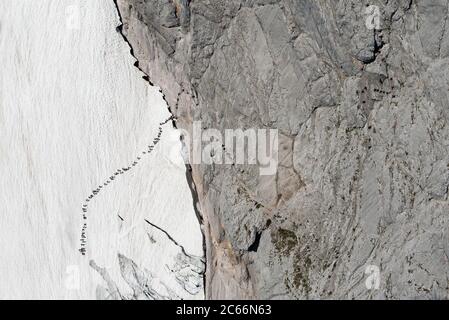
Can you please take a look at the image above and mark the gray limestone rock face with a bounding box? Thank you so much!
[116,0,449,299]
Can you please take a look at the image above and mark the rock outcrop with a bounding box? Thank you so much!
[116,0,449,299]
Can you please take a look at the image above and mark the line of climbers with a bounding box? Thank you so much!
[79,116,175,256]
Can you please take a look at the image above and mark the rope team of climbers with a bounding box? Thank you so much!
[79,115,176,256]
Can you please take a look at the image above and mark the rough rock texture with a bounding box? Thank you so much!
[116,0,449,299]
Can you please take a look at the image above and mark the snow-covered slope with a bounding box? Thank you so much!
[0,0,203,299]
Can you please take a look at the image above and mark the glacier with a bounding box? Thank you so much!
[0,0,204,299]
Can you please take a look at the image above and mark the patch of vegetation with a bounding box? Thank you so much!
[292,255,312,297]
[254,201,263,209]
[273,228,297,256]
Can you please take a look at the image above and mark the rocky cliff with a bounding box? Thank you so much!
[116,0,449,299]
